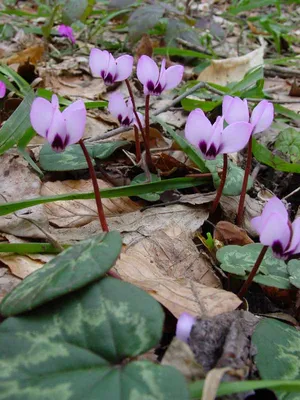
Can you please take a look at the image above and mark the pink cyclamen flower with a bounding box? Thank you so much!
[137,55,184,96]
[185,108,252,160]
[176,312,196,343]
[251,196,300,260]
[0,81,6,98]
[108,92,144,127]
[89,49,133,85]
[30,95,86,152]
[222,95,274,134]
[58,25,75,44]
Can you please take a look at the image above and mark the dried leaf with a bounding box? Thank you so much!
[214,221,253,246]
[135,34,153,59]
[0,265,21,301]
[3,44,45,66]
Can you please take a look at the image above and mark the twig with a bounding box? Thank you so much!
[264,65,300,79]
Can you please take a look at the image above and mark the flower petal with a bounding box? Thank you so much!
[287,218,300,255]
[30,97,54,138]
[108,92,128,120]
[137,55,159,86]
[251,100,274,134]
[89,48,110,78]
[185,108,213,148]
[176,312,196,343]
[222,96,249,124]
[115,55,133,81]
[62,100,86,144]
[51,94,59,110]
[164,65,184,91]
[47,109,68,150]
[260,213,290,254]
[0,81,6,98]
[134,112,145,128]
[219,121,252,154]
[261,197,288,225]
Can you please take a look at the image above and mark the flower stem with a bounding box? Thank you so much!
[143,94,155,168]
[210,153,228,214]
[79,139,109,232]
[237,245,268,298]
[125,79,151,165]
[237,137,252,226]
[133,125,141,162]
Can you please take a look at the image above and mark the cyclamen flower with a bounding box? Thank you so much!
[58,25,75,44]
[176,312,196,343]
[137,55,184,96]
[108,92,144,127]
[30,95,86,152]
[185,108,252,160]
[0,81,6,98]
[252,197,300,260]
[89,49,133,85]
[222,96,274,134]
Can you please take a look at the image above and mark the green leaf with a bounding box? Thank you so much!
[205,155,253,196]
[0,242,67,254]
[216,243,291,289]
[0,64,30,96]
[229,66,264,94]
[228,0,279,15]
[287,259,300,289]
[181,98,220,112]
[0,232,122,316]
[131,173,161,201]
[0,278,189,400]
[0,177,209,216]
[253,318,300,400]
[252,137,300,173]
[275,128,300,163]
[128,4,165,40]
[154,47,213,59]
[153,117,208,172]
[189,379,300,399]
[17,127,43,176]
[0,90,35,155]
[39,142,129,171]
[274,104,300,121]
[62,0,88,24]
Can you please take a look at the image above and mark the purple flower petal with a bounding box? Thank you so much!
[259,213,290,257]
[47,109,68,152]
[137,56,159,89]
[62,100,86,145]
[30,97,54,138]
[115,55,133,82]
[176,312,196,343]
[222,96,249,124]
[252,197,288,236]
[0,81,6,98]
[108,92,128,121]
[219,121,252,154]
[251,100,274,134]
[89,48,110,78]
[286,218,300,255]
[164,64,184,91]
[134,111,145,128]
[105,53,117,84]
[185,108,213,149]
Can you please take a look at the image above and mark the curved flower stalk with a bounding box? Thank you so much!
[30,95,109,232]
[176,312,196,344]
[222,96,274,225]
[89,49,133,86]
[108,92,145,161]
[185,108,252,213]
[58,25,76,44]
[0,81,6,98]
[238,196,300,298]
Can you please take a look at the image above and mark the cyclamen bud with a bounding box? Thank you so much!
[58,25,76,44]
[176,312,196,343]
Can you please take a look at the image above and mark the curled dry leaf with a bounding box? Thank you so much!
[214,221,253,246]
[0,154,48,239]
[198,46,264,86]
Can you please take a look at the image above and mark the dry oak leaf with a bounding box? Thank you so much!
[2,44,45,65]
[197,46,264,86]
[0,153,48,239]
[114,224,241,318]
[41,180,140,228]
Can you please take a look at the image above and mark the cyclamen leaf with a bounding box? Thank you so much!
[128,5,165,40]
[275,128,300,163]
[62,0,88,24]
[131,173,161,201]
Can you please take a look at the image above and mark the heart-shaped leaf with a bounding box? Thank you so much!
[275,127,300,163]
[39,141,129,171]
[62,0,88,24]
[205,155,253,196]
[216,244,291,289]
[0,277,189,400]
[253,318,300,400]
[0,231,122,316]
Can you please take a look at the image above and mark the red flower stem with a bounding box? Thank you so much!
[133,125,141,162]
[237,245,268,298]
[210,153,228,214]
[125,79,151,165]
[145,94,150,148]
[237,137,252,226]
[79,139,109,232]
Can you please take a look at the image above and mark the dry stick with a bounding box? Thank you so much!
[236,137,253,226]
[238,245,268,298]
[79,139,109,232]
[210,154,228,214]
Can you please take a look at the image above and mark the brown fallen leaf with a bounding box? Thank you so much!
[289,79,300,97]
[135,34,153,59]
[197,46,264,86]
[214,221,253,246]
[0,264,21,302]
[3,44,45,65]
